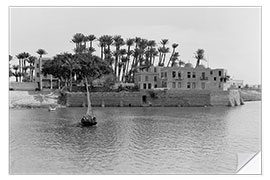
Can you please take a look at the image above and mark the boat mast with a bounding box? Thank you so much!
[85,77,92,116]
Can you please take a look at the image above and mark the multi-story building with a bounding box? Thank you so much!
[135,63,231,91]
[134,66,162,90]
[35,57,59,90]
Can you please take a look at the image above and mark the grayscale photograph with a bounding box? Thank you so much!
[9,7,261,174]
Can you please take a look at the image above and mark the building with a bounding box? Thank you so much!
[227,79,244,89]
[134,66,162,90]
[135,63,231,91]
[35,57,59,90]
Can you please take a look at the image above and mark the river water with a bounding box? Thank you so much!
[9,102,261,174]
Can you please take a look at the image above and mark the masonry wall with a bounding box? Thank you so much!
[66,92,142,107]
[66,90,242,107]
[210,90,241,106]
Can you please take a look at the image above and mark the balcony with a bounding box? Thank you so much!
[200,76,208,80]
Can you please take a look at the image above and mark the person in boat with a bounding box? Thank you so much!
[81,114,96,123]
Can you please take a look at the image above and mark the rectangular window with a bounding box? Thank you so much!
[202,72,205,78]
[172,82,176,88]
[154,67,157,73]
[187,82,191,88]
[178,82,181,88]
[210,71,213,75]
[187,72,191,78]
[214,77,217,81]
[192,72,196,78]
[148,83,151,89]
[162,81,167,88]
[143,83,147,89]
[145,76,148,82]
[161,72,164,78]
[172,71,176,78]
[192,82,196,89]
[36,63,39,68]
[154,84,157,88]
[164,72,167,78]
[201,82,205,89]
[36,72,40,78]
[154,76,157,82]
[178,72,181,78]
[219,71,222,76]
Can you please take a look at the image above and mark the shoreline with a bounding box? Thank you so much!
[9,89,261,109]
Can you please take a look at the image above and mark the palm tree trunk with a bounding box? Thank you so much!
[101,47,104,60]
[69,70,73,92]
[85,77,92,116]
[167,49,175,67]
[19,59,21,82]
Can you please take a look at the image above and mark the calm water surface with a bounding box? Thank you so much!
[9,102,261,174]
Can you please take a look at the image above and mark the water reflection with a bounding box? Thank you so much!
[9,102,261,174]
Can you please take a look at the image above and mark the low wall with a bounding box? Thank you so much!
[66,89,241,107]
[210,90,241,106]
[9,82,38,91]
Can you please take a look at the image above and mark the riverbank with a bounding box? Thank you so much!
[9,90,63,109]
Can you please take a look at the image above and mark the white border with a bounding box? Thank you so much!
[2,0,268,179]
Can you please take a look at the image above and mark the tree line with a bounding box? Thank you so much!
[9,33,207,91]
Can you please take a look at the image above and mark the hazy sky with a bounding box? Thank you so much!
[9,7,261,85]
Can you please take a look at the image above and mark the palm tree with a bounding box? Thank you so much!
[87,34,96,49]
[36,49,47,89]
[98,36,107,60]
[104,35,114,63]
[194,49,206,67]
[72,33,85,49]
[118,49,127,81]
[113,35,125,80]
[12,65,19,82]
[159,39,169,66]
[27,56,37,81]
[167,43,179,67]
[125,38,134,81]
[16,52,30,82]
[147,40,156,66]
[161,47,170,66]
[170,52,180,67]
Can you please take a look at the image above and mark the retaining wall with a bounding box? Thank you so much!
[210,90,241,106]
[66,89,241,107]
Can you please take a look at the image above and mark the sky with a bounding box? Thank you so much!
[9,7,261,85]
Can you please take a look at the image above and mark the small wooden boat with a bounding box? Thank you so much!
[81,114,97,126]
[48,106,56,111]
[81,77,97,127]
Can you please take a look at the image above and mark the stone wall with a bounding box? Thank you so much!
[210,90,241,106]
[66,90,213,107]
[66,92,142,107]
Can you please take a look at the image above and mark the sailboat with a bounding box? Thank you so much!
[81,77,97,126]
